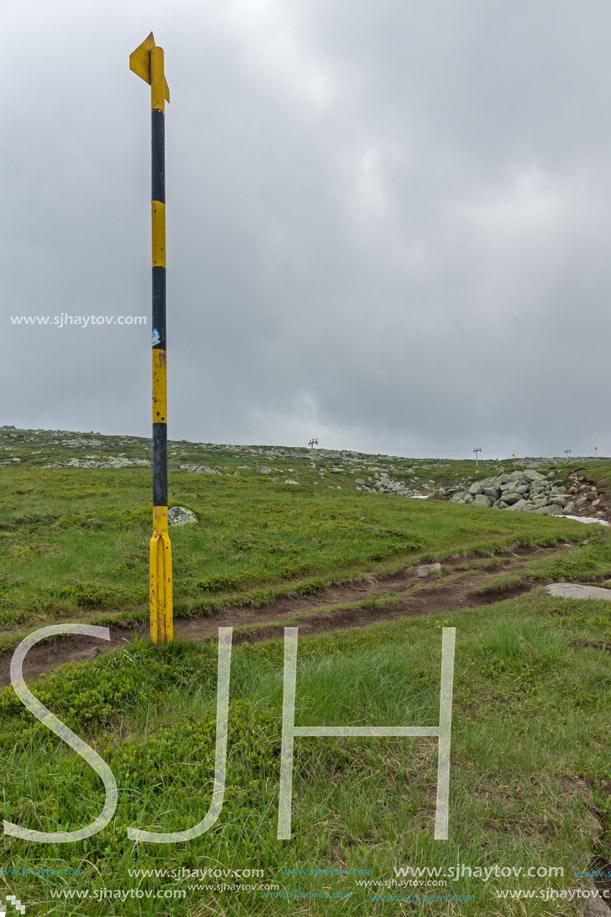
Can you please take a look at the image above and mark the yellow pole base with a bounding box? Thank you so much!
[150,508,173,645]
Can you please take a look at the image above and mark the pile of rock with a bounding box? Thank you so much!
[46,457,149,469]
[179,463,222,474]
[359,472,425,498]
[442,469,580,515]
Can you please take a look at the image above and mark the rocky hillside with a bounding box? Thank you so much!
[439,468,605,518]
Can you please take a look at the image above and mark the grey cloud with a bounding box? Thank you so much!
[3,0,610,457]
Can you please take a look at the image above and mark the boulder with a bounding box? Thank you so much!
[416,562,442,578]
[168,506,198,526]
[506,499,530,512]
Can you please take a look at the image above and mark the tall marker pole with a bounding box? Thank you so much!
[130,33,173,645]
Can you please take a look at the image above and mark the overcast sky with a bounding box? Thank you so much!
[3,0,610,458]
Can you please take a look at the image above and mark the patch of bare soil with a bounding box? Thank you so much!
[0,544,562,687]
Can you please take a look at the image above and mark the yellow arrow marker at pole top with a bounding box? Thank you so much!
[129,32,170,101]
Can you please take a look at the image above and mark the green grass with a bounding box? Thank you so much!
[0,465,595,650]
[473,572,527,595]
[0,589,609,915]
[1,434,610,914]
[578,460,611,490]
[527,535,611,583]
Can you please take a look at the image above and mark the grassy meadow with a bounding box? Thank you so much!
[0,428,609,915]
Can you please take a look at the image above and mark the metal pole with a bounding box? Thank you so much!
[130,33,173,645]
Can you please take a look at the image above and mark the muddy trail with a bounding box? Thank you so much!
[0,544,573,687]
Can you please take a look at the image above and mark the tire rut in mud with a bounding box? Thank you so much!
[0,544,562,686]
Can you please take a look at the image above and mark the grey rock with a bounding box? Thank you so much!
[502,492,522,505]
[583,893,610,917]
[416,562,442,578]
[563,501,575,514]
[547,504,565,515]
[472,494,492,508]
[523,470,545,483]
[256,466,272,474]
[546,583,611,600]
[574,496,588,508]
[168,506,198,526]
[506,499,530,512]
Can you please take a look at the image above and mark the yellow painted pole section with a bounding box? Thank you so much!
[150,508,173,645]
[151,46,165,112]
[152,202,166,267]
[149,44,173,645]
[152,350,167,423]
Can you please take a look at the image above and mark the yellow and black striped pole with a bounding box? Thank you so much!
[130,33,173,645]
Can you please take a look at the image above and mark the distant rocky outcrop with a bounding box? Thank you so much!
[360,472,426,498]
[46,457,149,469]
[439,469,604,516]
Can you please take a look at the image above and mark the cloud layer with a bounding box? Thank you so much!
[3,0,610,457]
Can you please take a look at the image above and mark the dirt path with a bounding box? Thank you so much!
[0,545,560,687]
